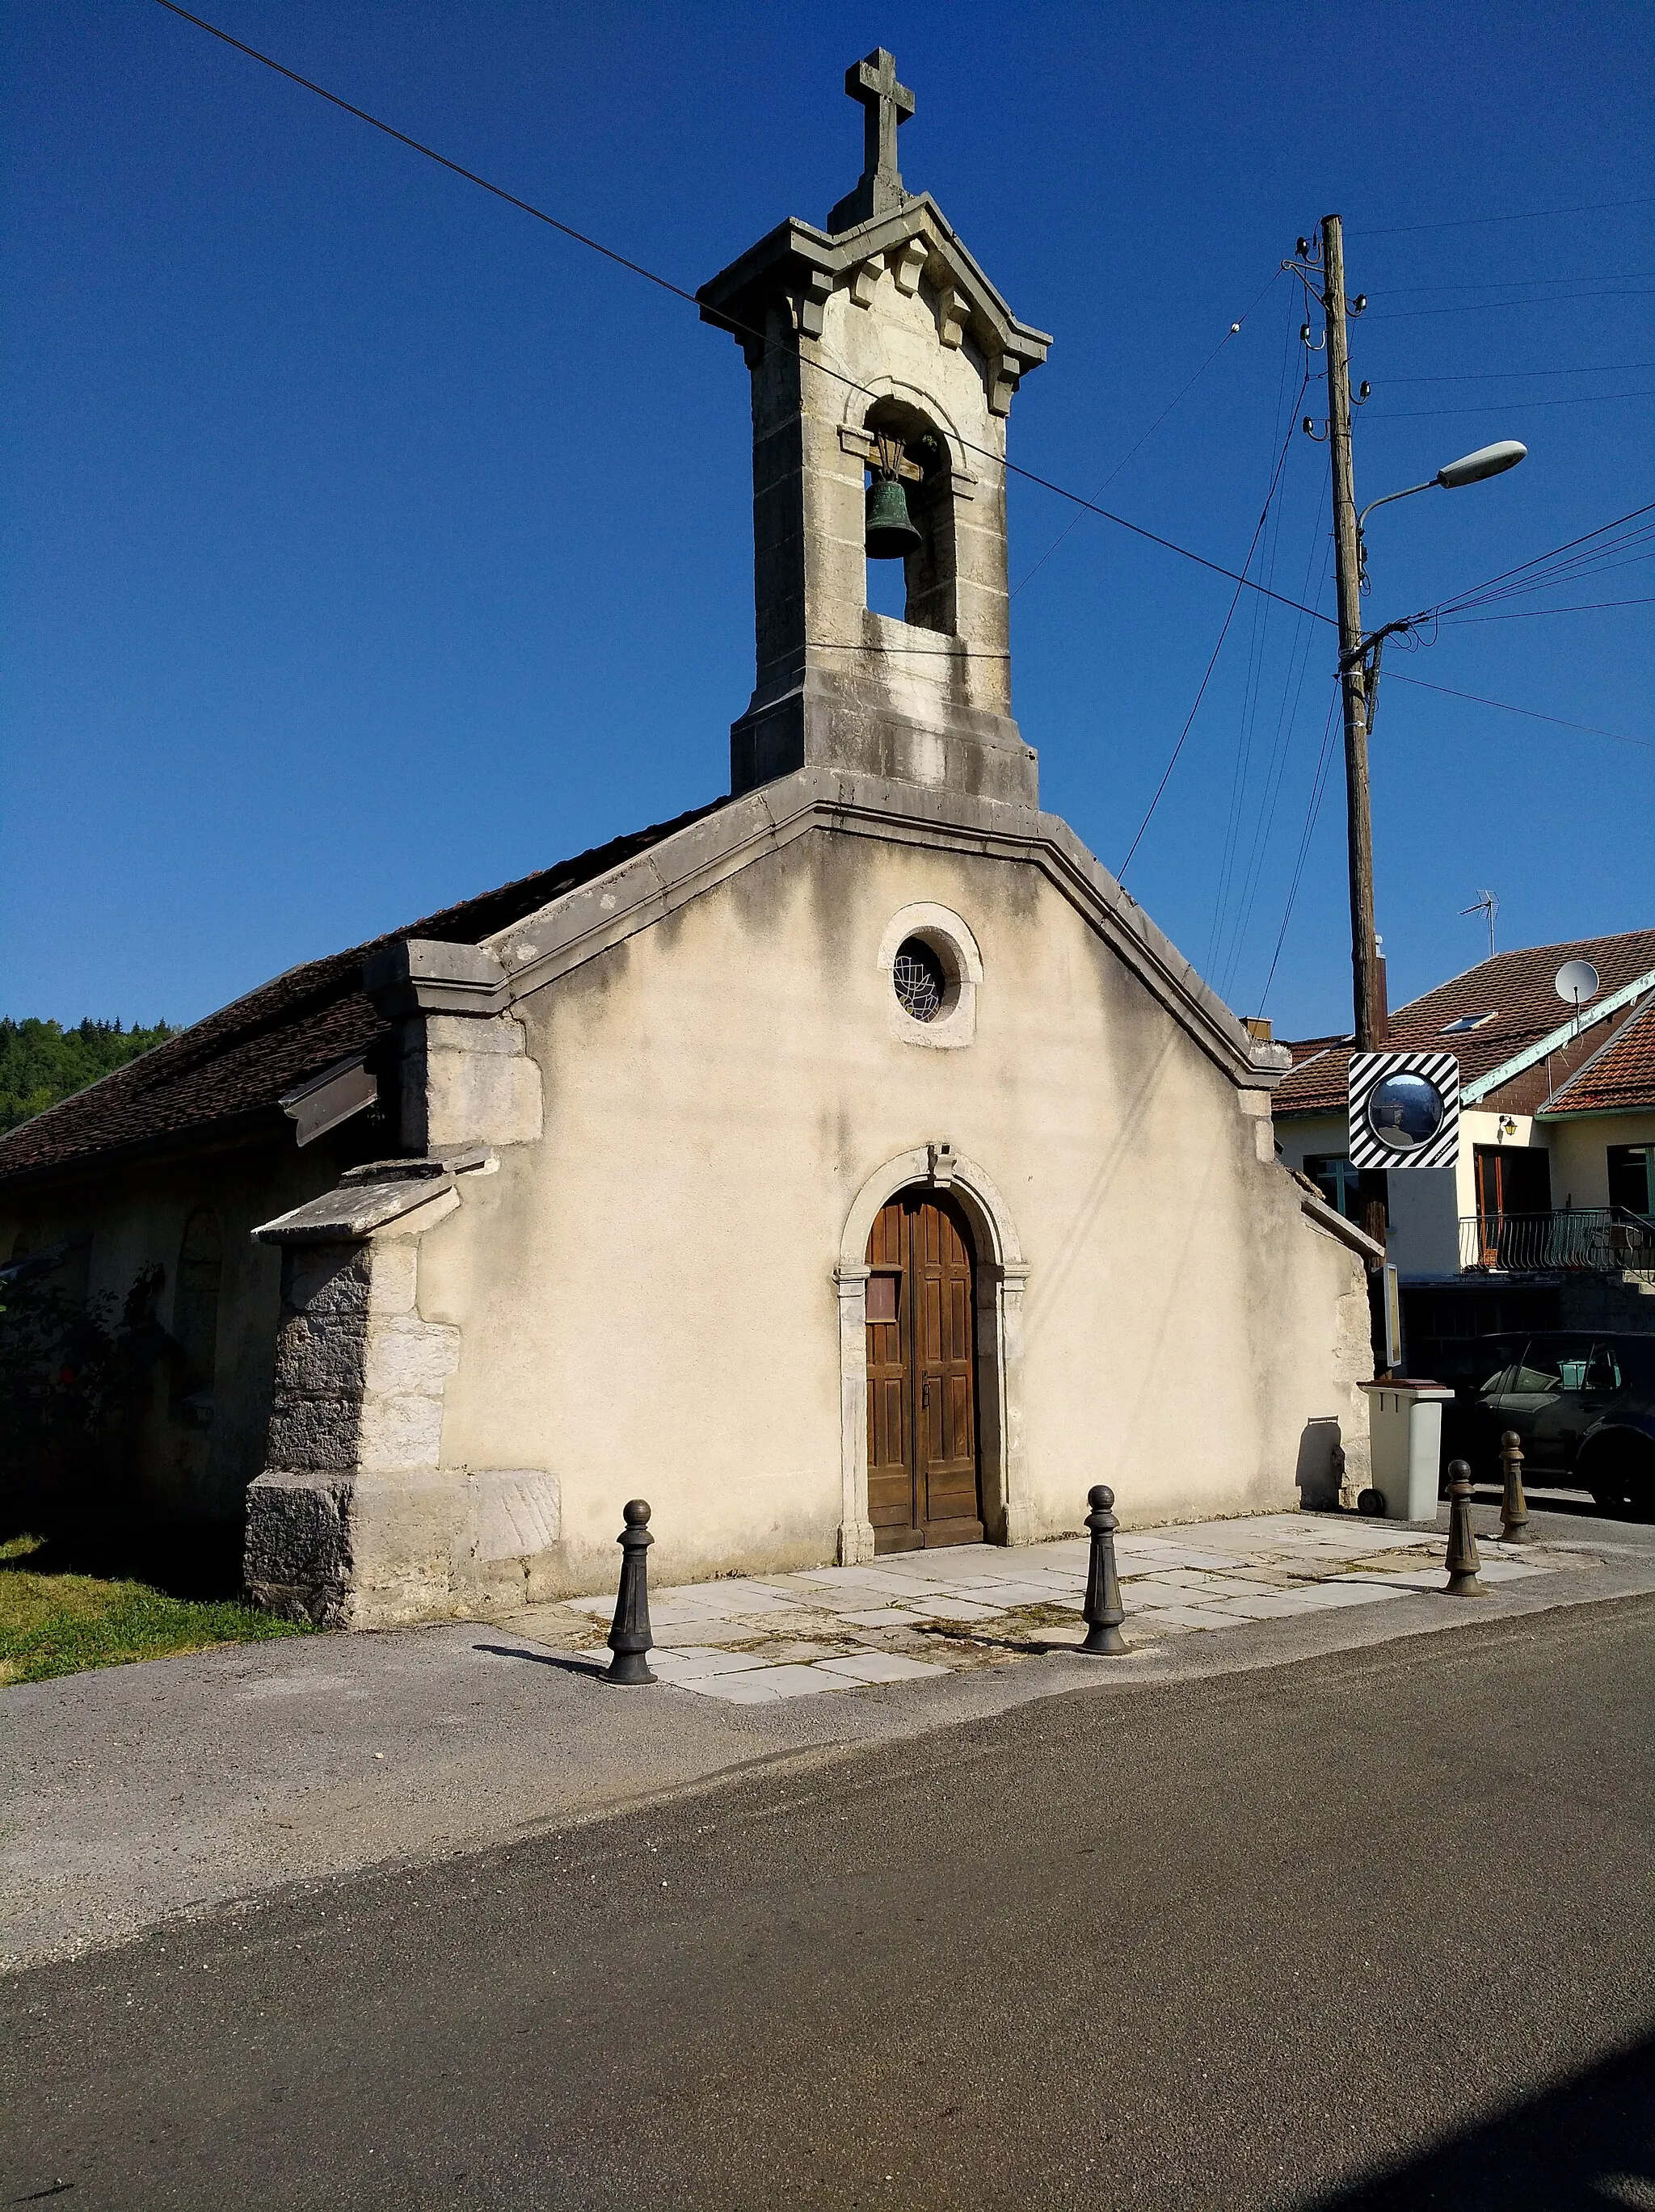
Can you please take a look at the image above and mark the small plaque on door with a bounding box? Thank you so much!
[866,1274,899,1323]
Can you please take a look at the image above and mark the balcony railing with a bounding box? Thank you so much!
[1459,1207,1655,1275]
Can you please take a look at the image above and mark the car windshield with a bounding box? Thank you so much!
[1501,1341,1621,1397]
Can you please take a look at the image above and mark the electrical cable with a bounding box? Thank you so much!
[149,0,1337,628]
[1011,267,1283,598]
[1378,362,1655,383]
[1442,595,1655,622]
[1219,523,1333,1001]
[1373,269,1655,295]
[1369,287,1655,318]
[1117,405,1303,883]
[1353,194,1655,237]
[1424,501,1655,617]
[1369,389,1655,418]
[1254,690,1341,1019]
[1378,671,1653,751]
[1207,322,1301,970]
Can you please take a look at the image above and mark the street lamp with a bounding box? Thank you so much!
[1345,436,1529,695]
[1358,440,1527,583]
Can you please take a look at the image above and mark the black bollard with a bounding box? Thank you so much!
[1499,1429,1531,1545]
[1080,1484,1127,1655]
[1442,1463,1484,1596]
[606,1499,657,1684]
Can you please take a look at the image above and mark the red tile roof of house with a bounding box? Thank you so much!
[1272,927,1655,1118]
[0,801,725,1187]
[1541,993,1655,1116]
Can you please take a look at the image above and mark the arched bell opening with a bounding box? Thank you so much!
[861,399,957,636]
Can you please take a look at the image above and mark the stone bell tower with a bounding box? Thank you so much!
[697,51,1051,808]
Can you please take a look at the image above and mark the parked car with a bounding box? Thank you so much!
[1441,1331,1655,1516]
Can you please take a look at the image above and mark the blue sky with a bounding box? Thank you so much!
[3,0,1651,1041]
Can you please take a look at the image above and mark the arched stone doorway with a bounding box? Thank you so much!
[836,1145,1030,1565]
[865,1186,982,1552]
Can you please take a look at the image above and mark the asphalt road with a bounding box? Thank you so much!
[6,1596,1653,2211]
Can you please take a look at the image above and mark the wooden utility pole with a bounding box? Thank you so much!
[1320,213,1384,1053]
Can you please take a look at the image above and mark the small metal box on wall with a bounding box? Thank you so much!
[1347,1050,1460,1171]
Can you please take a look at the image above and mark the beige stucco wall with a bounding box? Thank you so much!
[1542,1112,1655,1210]
[414,824,1371,1596]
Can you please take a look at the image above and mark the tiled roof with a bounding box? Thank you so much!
[0,801,726,1186]
[1273,927,1655,1117]
[1542,994,1655,1116]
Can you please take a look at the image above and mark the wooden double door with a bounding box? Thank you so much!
[865,1189,983,1553]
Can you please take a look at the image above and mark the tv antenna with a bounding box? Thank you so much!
[1460,889,1498,961]
[1553,957,1601,1033]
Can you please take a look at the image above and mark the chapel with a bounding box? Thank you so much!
[0,53,1376,1625]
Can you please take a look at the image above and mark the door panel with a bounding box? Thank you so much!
[865,1189,983,1550]
[865,1200,915,1540]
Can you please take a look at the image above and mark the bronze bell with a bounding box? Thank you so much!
[865,473,922,560]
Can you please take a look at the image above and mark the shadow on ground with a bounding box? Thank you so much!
[1,1520,244,1601]
[1303,2027,1655,2208]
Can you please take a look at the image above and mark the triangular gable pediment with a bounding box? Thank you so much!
[475,770,1282,1094]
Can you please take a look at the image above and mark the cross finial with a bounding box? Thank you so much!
[827,48,915,232]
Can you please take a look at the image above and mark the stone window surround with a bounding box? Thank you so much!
[834,1142,1029,1564]
[878,902,981,1049]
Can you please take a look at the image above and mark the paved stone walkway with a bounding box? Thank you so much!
[516,1512,1557,1703]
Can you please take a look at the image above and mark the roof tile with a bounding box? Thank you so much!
[1274,928,1655,1118]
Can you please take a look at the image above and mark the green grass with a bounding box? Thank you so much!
[0,1533,313,1685]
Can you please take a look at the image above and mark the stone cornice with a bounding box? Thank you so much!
[482,768,1280,1093]
[697,195,1051,407]
[363,940,509,1020]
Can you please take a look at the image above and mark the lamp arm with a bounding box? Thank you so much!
[1356,478,1437,535]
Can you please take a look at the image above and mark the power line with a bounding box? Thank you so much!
[1427,499,1655,617]
[149,0,705,307]
[1207,323,1301,973]
[1369,388,1655,418]
[1375,269,1655,295]
[1353,193,1655,238]
[1118,399,1306,883]
[150,0,1337,629]
[1255,690,1341,1018]
[1218,524,1333,1002]
[1369,287,1655,318]
[1379,362,1655,383]
[1011,269,1284,598]
[1442,595,1655,623]
[1379,671,1654,751]
[806,640,1009,657]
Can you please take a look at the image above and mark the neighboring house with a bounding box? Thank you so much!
[0,54,1377,1627]
[1273,931,1655,1376]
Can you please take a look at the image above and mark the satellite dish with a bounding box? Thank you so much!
[1555,959,1600,1009]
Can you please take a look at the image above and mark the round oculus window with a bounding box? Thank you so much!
[1365,1070,1447,1153]
[892,936,947,1023]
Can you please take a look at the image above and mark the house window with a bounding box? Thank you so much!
[1439,1011,1497,1035]
[1607,1143,1654,1217]
[1303,1155,1389,1227]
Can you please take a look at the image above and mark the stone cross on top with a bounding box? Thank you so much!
[827,48,915,233]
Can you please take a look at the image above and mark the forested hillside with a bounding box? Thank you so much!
[0,1020,175,1136]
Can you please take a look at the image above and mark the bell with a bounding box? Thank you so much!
[865,474,922,560]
